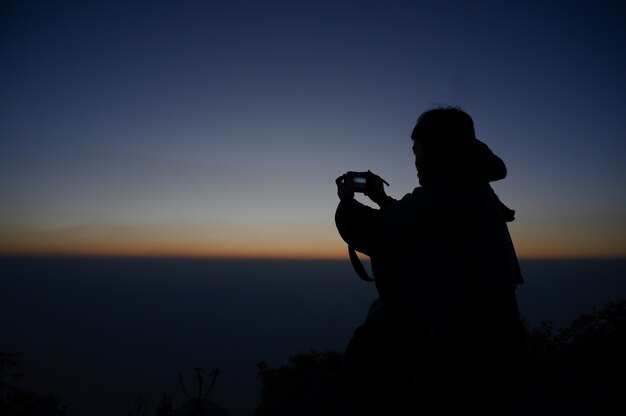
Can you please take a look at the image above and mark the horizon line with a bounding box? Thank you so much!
[1,252,625,262]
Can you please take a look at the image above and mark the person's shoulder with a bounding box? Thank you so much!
[408,183,440,199]
[386,186,436,213]
[394,187,424,205]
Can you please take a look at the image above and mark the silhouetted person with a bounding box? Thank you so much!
[335,107,525,415]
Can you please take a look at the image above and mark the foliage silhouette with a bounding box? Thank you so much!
[126,396,146,416]
[520,299,626,415]
[0,352,67,416]
[155,393,173,416]
[175,367,229,416]
[255,350,344,416]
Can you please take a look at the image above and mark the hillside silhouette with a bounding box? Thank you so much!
[3,298,625,415]
[254,298,626,416]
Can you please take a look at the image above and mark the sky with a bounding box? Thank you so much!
[1,0,625,259]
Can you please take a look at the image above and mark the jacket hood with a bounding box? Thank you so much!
[418,138,507,186]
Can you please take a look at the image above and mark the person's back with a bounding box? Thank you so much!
[373,180,524,412]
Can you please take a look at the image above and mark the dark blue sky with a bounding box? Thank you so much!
[1,0,625,258]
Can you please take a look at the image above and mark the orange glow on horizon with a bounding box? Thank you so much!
[2,238,625,260]
[0,231,349,260]
[0,246,349,261]
[1,224,624,260]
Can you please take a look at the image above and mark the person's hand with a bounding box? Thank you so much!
[364,170,390,206]
[335,174,354,201]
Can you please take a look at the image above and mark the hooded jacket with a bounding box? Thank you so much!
[335,139,523,337]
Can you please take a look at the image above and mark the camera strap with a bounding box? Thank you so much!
[348,246,374,282]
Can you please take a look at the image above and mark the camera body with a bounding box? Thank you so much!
[345,171,370,193]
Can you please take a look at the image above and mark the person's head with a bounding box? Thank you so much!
[410,106,506,184]
[411,107,476,151]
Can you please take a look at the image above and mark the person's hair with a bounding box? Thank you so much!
[411,106,476,151]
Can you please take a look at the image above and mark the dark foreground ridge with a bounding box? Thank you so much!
[2,298,625,415]
[255,298,626,416]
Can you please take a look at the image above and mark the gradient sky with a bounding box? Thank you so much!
[1,0,625,259]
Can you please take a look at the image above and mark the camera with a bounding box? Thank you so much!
[345,171,370,193]
[337,170,389,195]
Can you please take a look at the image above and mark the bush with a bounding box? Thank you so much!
[255,350,344,416]
[521,299,626,415]
[0,352,67,416]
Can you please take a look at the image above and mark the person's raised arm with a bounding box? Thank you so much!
[364,171,395,209]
